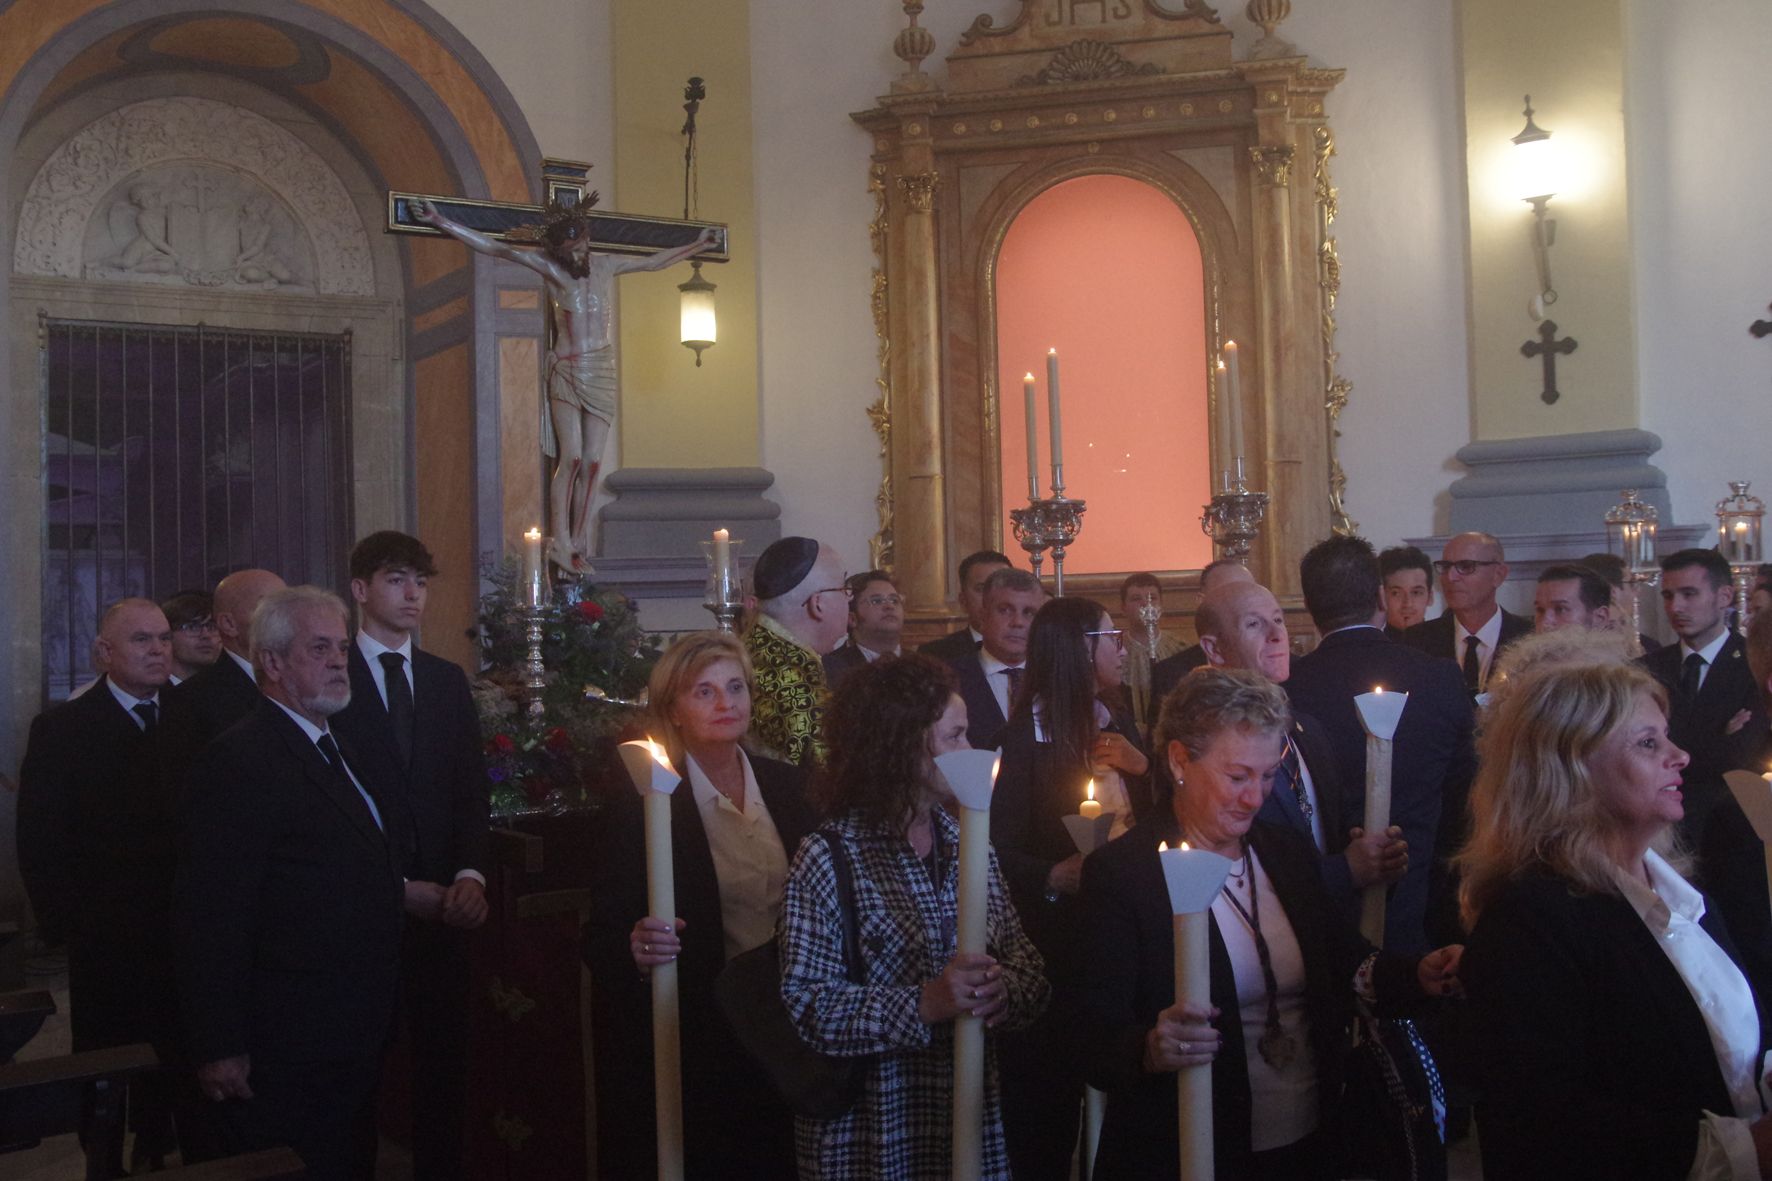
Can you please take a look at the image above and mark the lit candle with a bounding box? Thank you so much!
[1354,688,1408,946]
[523,527,544,608]
[1047,348,1064,483]
[1024,373,1040,501]
[1724,769,1772,912]
[1734,521,1749,563]
[938,749,1001,1181]
[1222,340,1244,463]
[1079,779,1103,820]
[712,527,732,596]
[619,740,686,1181]
[1214,358,1230,490]
[1158,839,1237,1181]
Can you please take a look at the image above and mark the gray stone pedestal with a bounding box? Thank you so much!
[1447,429,1671,535]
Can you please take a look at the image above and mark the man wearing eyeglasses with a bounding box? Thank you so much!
[1403,531,1531,696]
[743,536,848,767]
[161,589,221,684]
[822,569,903,690]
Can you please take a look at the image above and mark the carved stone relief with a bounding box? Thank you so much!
[15,97,372,295]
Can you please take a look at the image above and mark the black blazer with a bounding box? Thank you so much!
[1401,608,1533,688]
[1080,817,1422,1179]
[165,651,260,748]
[951,650,1014,751]
[1253,710,1363,910]
[176,699,410,1067]
[583,752,814,1177]
[1463,869,1771,1180]
[17,678,180,958]
[1643,633,1769,841]
[918,626,979,664]
[1284,625,1477,951]
[331,642,490,885]
[1145,644,1208,742]
[819,642,871,692]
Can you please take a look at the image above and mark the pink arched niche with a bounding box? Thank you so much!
[996,173,1212,575]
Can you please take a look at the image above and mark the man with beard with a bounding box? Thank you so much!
[413,196,717,573]
[178,587,417,1179]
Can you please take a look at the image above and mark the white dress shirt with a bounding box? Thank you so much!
[355,630,414,708]
[1679,629,1732,695]
[1453,608,1504,690]
[267,697,384,833]
[1616,851,1768,1180]
[1288,739,1328,853]
[685,750,790,961]
[106,679,161,729]
[978,649,1023,723]
[224,646,256,681]
[1032,697,1134,839]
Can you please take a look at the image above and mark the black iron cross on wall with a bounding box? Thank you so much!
[1521,319,1578,405]
[1750,303,1772,338]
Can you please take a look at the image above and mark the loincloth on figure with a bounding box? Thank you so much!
[540,347,616,458]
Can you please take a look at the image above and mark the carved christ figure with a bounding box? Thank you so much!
[412,195,717,572]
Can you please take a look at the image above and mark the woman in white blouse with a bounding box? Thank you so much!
[584,632,815,1178]
[1460,643,1772,1180]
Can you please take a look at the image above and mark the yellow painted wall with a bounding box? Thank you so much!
[1461,0,1636,440]
[414,345,479,670]
[612,0,759,467]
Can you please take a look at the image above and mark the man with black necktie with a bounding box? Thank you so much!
[1643,547,1768,845]
[166,567,285,749]
[918,549,1012,663]
[179,586,415,1180]
[947,567,1041,748]
[331,531,489,1181]
[18,598,194,1171]
[1191,579,1408,916]
[1402,532,1531,696]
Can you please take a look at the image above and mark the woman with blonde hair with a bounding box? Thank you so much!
[1459,651,1772,1179]
[584,630,815,1177]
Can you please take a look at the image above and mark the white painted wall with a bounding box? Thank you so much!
[1627,0,1772,529]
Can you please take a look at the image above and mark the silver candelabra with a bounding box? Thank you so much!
[702,536,745,633]
[1011,486,1087,594]
[1199,458,1269,565]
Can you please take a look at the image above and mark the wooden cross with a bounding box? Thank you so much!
[1750,303,1772,339]
[1521,319,1577,405]
[384,157,728,260]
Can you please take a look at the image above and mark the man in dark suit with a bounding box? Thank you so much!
[330,532,489,1181]
[1532,562,1615,633]
[1286,536,1477,952]
[1190,579,1407,913]
[179,586,414,1180]
[18,598,191,1171]
[1379,545,1434,641]
[1643,547,1768,845]
[167,567,285,746]
[1146,559,1254,738]
[918,549,1011,663]
[947,567,1040,748]
[1403,532,1531,695]
[821,569,904,691]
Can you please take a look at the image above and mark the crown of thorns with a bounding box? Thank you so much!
[507,190,601,244]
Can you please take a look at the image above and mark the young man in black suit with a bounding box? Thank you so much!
[1643,547,1768,845]
[947,566,1041,748]
[167,567,285,745]
[1379,545,1435,641]
[179,586,414,1180]
[18,598,191,1172]
[821,569,904,690]
[918,549,1011,662]
[1403,531,1532,695]
[330,532,489,1181]
[1286,536,1478,952]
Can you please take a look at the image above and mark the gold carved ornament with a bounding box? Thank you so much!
[1314,124,1358,535]
[1017,39,1164,86]
[896,170,942,213]
[1249,145,1295,187]
[959,0,1221,44]
[867,163,895,571]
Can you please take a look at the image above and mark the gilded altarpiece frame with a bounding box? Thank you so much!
[854,1,1352,622]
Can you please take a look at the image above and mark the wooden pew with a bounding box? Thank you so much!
[0,1042,159,1178]
[155,1146,308,1178]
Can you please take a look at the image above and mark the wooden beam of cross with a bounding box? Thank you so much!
[385,157,729,261]
[1522,319,1578,405]
[1751,303,1772,339]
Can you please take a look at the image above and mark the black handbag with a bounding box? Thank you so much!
[1339,1012,1448,1181]
[714,831,871,1120]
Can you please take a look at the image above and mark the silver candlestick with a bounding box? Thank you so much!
[1199,457,1269,565]
[1136,601,1162,660]
[1011,493,1088,594]
[525,606,547,719]
[701,536,745,633]
[523,540,555,720]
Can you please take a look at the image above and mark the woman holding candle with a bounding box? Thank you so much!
[584,631,816,1179]
[1080,668,1462,1179]
[990,596,1153,1180]
[778,654,1048,1180]
[1459,648,1772,1180]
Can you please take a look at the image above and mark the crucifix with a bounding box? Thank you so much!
[387,158,728,573]
[1750,303,1772,339]
[1521,318,1577,405]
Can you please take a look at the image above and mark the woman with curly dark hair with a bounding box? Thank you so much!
[989,595,1152,1180]
[778,654,1049,1179]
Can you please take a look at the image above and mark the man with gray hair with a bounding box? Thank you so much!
[947,566,1042,749]
[178,586,413,1177]
[1403,531,1531,695]
[742,536,848,766]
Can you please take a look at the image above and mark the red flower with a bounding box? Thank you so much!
[545,726,571,753]
[575,600,605,624]
[490,732,516,755]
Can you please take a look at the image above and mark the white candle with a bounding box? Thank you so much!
[1047,348,1064,482]
[1222,340,1245,463]
[1079,778,1103,820]
[1214,358,1230,489]
[938,749,1001,1181]
[523,527,544,608]
[619,739,686,1181]
[1159,840,1236,1181]
[1023,373,1040,501]
[712,527,732,596]
[1354,688,1408,947]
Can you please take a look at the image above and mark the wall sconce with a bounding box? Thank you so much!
[679,76,717,365]
[1511,95,1558,320]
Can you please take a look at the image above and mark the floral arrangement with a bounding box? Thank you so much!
[470,558,660,817]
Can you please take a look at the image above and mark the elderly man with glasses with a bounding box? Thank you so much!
[821,569,904,691]
[1403,531,1532,696]
[742,536,848,767]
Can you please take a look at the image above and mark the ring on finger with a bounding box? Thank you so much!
[1178,1040,1189,1054]
[642,942,651,953]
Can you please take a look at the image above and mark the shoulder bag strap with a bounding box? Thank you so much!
[823,830,866,985]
